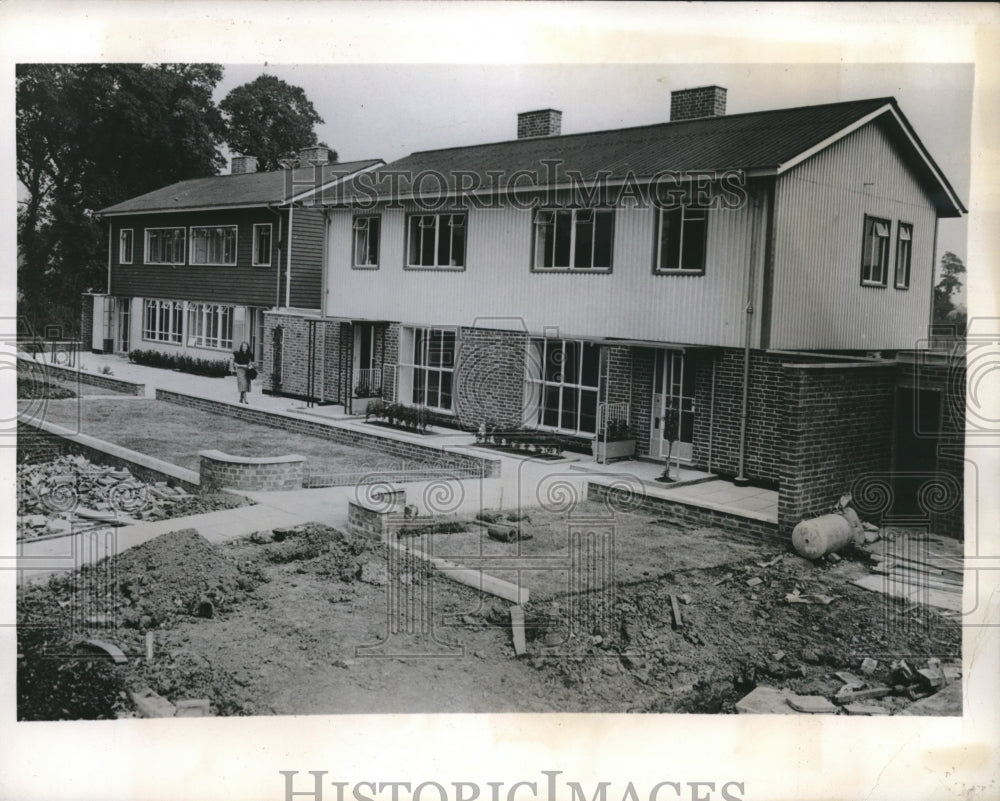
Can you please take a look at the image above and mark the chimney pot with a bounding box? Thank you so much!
[670,86,727,122]
[231,155,258,175]
[517,109,562,139]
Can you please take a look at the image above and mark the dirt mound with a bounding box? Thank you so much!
[252,523,382,580]
[102,528,260,627]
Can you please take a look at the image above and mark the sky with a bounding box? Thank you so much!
[216,62,973,287]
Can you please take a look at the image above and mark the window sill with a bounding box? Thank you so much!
[653,268,706,276]
[352,264,380,271]
[860,281,888,288]
[531,267,613,274]
[403,265,466,272]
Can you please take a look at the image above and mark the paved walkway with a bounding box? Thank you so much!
[17,350,778,581]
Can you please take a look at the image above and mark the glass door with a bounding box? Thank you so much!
[649,350,696,461]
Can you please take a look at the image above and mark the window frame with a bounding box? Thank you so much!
[186,302,234,350]
[398,326,458,413]
[404,212,467,271]
[144,227,187,266]
[119,228,134,265]
[894,221,913,290]
[530,207,615,273]
[351,215,382,270]
[653,204,709,275]
[189,225,238,267]
[523,338,602,436]
[142,299,184,344]
[860,215,891,287]
[252,223,272,267]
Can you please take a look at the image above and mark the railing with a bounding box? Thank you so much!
[354,367,383,398]
[21,339,81,368]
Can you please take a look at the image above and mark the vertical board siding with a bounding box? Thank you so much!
[288,207,325,309]
[324,188,766,347]
[771,120,939,350]
[108,209,281,307]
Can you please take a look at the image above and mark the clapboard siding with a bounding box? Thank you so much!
[288,207,325,310]
[770,119,939,350]
[324,184,767,347]
[109,210,281,307]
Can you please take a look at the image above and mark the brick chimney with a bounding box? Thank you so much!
[670,86,727,122]
[231,155,258,175]
[517,109,562,139]
[298,145,331,165]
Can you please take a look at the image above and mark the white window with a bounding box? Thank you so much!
[524,338,600,435]
[142,299,183,344]
[861,216,891,286]
[252,224,272,267]
[894,222,913,289]
[190,225,238,266]
[352,216,381,269]
[145,228,186,265]
[406,213,465,269]
[656,205,708,273]
[119,229,134,264]
[398,327,456,412]
[186,303,234,350]
[533,208,613,271]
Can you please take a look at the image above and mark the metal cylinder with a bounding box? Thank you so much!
[792,514,855,560]
[487,524,518,543]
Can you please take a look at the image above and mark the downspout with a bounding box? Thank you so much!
[929,217,939,339]
[102,215,111,294]
[734,186,763,487]
[707,358,716,473]
[319,207,331,403]
[285,204,294,309]
[266,203,284,309]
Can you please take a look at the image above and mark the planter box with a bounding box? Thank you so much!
[592,438,636,463]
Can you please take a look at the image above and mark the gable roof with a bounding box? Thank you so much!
[98,159,383,216]
[321,98,964,217]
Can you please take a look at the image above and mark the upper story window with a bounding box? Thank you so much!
[894,222,913,289]
[406,213,465,270]
[190,225,237,266]
[252,224,272,267]
[119,229,134,265]
[655,205,708,274]
[861,215,890,286]
[145,227,186,265]
[532,208,613,272]
[352,215,381,269]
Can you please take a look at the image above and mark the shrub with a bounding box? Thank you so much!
[128,349,230,378]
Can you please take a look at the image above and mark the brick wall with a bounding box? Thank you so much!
[17,356,146,396]
[262,311,341,401]
[199,450,305,491]
[517,109,562,139]
[347,501,390,539]
[80,294,95,350]
[692,349,789,486]
[452,326,530,430]
[630,348,655,456]
[670,87,727,121]
[778,362,896,536]
[155,388,501,478]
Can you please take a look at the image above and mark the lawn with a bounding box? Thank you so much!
[25,397,448,480]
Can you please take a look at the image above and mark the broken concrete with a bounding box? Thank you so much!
[735,686,800,715]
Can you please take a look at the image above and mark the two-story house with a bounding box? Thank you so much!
[284,86,964,534]
[89,148,382,369]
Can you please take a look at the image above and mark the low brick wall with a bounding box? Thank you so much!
[18,356,145,396]
[155,389,501,480]
[199,450,305,492]
[586,481,779,541]
[18,420,200,491]
[348,501,392,539]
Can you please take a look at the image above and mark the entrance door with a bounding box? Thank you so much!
[114,297,130,353]
[248,307,265,363]
[353,323,380,396]
[649,350,696,462]
[893,388,942,516]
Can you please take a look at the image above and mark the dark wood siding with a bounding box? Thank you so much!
[108,209,283,307]
[288,207,325,310]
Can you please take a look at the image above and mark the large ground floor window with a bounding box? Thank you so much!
[142,299,183,344]
[398,326,457,412]
[524,338,601,434]
[187,303,234,350]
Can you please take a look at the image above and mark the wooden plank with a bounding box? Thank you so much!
[387,541,529,605]
[871,564,963,589]
[669,594,683,628]
[853,575,962,613]
[510,606,526,656]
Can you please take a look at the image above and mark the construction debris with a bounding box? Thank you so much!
[669,594,683,629]
[17,454,195,539]
[791,495,865,560]
[510,606,526,656]
[130,687,177,718]
[854,532,963,612]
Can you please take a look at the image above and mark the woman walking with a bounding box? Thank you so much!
[232,341,255,404]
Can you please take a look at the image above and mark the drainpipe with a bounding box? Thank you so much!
[285,204,294,309]
[734,187,763,487]
[101,215,111,295]
[707,357,716,473]
[318,207,331,404]
[266,203,284,309]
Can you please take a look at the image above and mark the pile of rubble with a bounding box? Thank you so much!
[17,454,193,539]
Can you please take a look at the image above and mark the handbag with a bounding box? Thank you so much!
[247,366,258,381]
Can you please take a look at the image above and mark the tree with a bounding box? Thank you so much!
[220,75,327,171]
[17,63,226,334]
[933,251,967,336]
